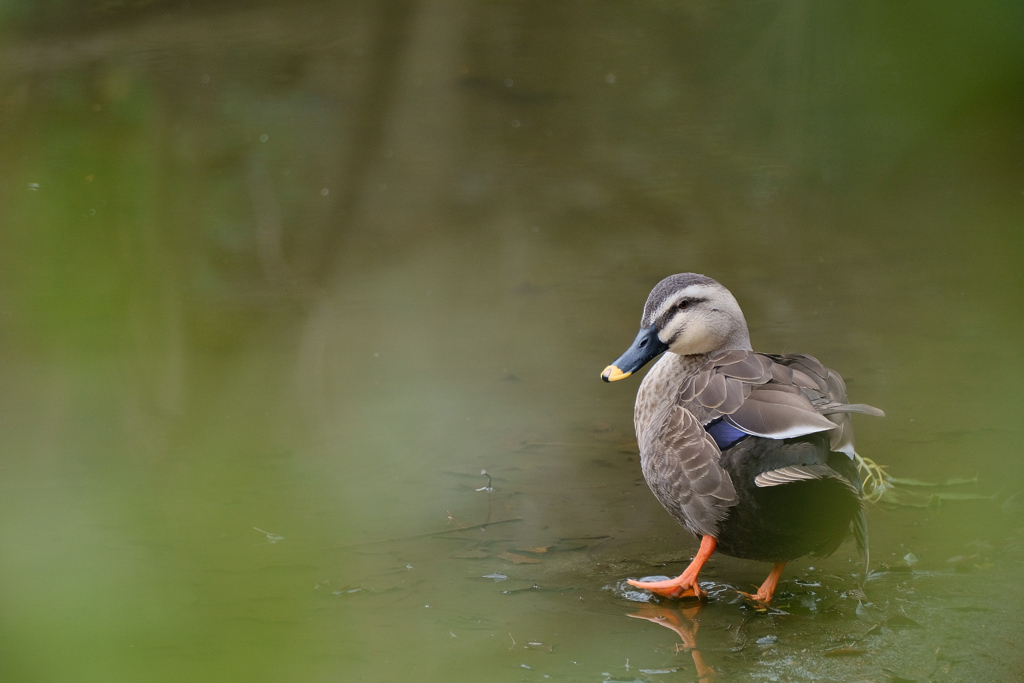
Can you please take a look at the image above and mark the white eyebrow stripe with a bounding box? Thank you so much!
[646,285,710,324]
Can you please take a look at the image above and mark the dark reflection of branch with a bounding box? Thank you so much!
[312,0,418,283]
[247,155,289,283]
[0,0,424,299]
[629,603,717,682]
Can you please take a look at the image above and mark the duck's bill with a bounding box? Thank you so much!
[601,325,668,382]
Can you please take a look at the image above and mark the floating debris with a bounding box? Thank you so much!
[253,527,284,543]
[855,456,992,508]
[888,474,978,487]
[1000,492,1024,517]
[854,455,890,502]
[882,668,919,683]
[886,613,923,629]
[498,551,542,564]
[517,546,551,554]
[847,588,868,601]
[858,622,883,639]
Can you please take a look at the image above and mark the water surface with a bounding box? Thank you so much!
[0,2,1021,681]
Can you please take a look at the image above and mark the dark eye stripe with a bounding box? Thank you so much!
[655,297,704,331]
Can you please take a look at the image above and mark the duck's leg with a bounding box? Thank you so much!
[628,535,717,600]
[739,562,786,603]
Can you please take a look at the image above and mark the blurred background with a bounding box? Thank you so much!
[0,1,1021,681]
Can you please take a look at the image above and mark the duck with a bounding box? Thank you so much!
[601,273,883,603]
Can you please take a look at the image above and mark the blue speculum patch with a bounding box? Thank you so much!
[705,418,750,450]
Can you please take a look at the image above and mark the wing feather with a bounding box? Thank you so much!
[699,372,729,409]
[717,378,747,414]
[726,395,838,438]
[640,407,737,537]
[716,352,770,381]
[754,464,858,495]
[820,403,886,417]
[685,367,712,400]
[674,350,882,452]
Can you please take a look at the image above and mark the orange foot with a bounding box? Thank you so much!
[737,561,786,604]
[627,535,717,601]
[628,575,706,600]
[736,589,770,606]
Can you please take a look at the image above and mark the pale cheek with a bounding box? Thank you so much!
[671,322,719,355]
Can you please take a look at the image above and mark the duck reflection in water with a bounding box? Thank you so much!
[629,601,716,681]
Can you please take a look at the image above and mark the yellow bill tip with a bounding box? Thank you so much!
[601,365,632,382]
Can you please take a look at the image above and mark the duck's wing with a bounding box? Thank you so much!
[678,351,883,450]
[764,353,884,456]
[640,406,737,538]
[766,353,885,417]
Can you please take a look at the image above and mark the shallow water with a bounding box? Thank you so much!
[0,1,1022,681]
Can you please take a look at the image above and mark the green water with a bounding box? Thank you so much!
[0,2,1021,681]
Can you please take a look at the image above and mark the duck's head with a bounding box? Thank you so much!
[601,273,752,382]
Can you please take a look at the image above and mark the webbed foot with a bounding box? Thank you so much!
[627,576,706,600]
[737,561,786,604]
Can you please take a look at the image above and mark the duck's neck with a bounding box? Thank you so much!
[663,352,710,377]
[720,324,752,353]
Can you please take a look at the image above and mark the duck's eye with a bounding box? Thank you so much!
[677,300,691,310]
